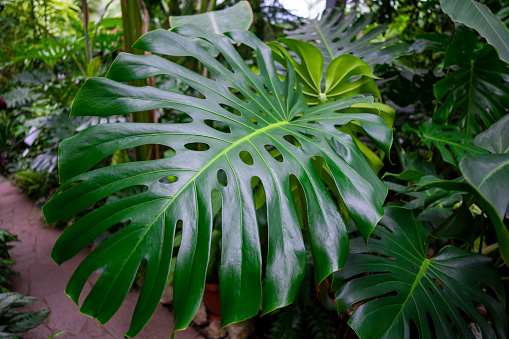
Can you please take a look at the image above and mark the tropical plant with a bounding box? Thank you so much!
[0,228,51,338]
[42,25,392,337]
[439,0,509,64]
[433,26,509,134]
[335,206,507,338]
[0,229,19,293]
[284,8,408,69]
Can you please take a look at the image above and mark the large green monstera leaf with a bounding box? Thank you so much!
[434,26,509,134]
[42,26,392,337]
[285,8,407,68]
[335,207,507,338]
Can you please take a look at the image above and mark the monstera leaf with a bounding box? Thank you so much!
[434,26,509,134]
[474,115,509,154]
[335,207,507,338]
[285,8,407,68]
[439,0,509,64]
[170,1,253,34]
[42,26,392,337]
[268,39,393,174]
[269,38,381,105]
[403,119,488,166]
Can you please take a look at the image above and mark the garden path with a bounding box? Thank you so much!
[0,178,201,339]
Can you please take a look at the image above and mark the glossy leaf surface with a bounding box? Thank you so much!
[42,26,392,337]
[285,8,407,68]
[434,26,509,134]
[170,1,253,34]
[269,39,381,105]
[474,115,509,154]
[335,207,507,338]
[440,0,509,63]
[460,154,509,262]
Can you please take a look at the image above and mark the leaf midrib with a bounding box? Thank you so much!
[384,258,430,335]
[314,22,335,60]
[95,120,291,316]
[154,120,290,231]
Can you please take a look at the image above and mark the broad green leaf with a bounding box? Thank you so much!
[170,1,253,34]
[269,39,389,174]
[335,207,507,338]
[403,119,487,166]
[439,0,509,64]
[460,154,509,262]
[427,202,476,245]
[434,26,509,134]
[42,26,392,337]
[284,8,407,68]
[474,115,509,154]
[269,39,380,105]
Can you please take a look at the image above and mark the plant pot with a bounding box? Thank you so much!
[203,282,221,319]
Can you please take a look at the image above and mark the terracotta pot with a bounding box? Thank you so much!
[203,283,221,319]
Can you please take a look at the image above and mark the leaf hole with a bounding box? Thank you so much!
[428,287,436,296]
[432,278,444,290]
[217,169,228,187]
[283,135,302,148]
[426,312,437,337]
[246,82,260,96]
[307,120,319,124]
[409,264,415,270]
[229,87,249,103]
[184,142,210,151]
[259,110,266,116]
[248,117,259,125]
[298,131,316,140]
[219,103,242,116]
[409,319,419,338]
[263,84,274,97]
[264,144,283,162]
[289,174,307,229]
[158,176,178,184]
[252,177,268,257]
[163,147,176,158]
[204,119,231,133]
[239,150,254,165]
[161,109,193,123]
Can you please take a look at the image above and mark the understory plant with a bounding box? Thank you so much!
[0,229,51,338]
[41,1,509,339]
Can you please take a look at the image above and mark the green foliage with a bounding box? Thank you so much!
[0,293,50,338]
[0,229,50,337]
[42,25,392,337]
[402,119,488,166]
[440,0,509,64]
[284,8,408,68]
[0,230,19,293]
[335,206,507,338]
[3,1,509,338]
[170,1,253,33]
[433,26,509,134]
